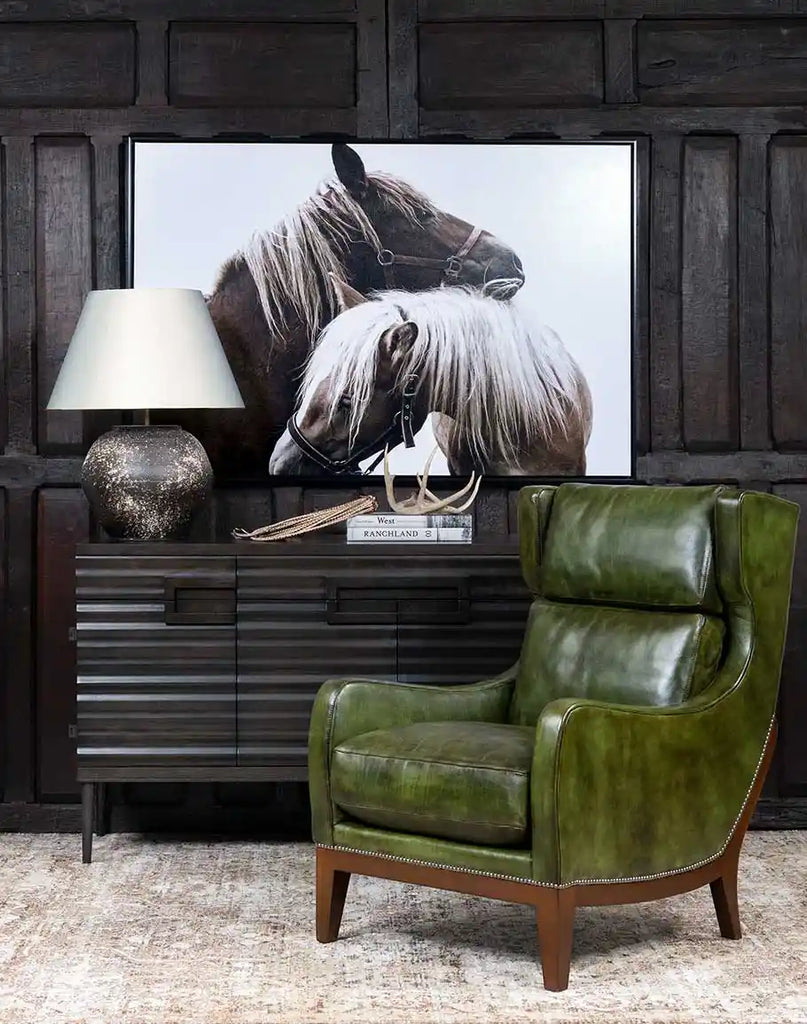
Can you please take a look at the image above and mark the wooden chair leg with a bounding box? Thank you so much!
[535,888,576,991]
[316,848,351,943]
[710,847,742,939]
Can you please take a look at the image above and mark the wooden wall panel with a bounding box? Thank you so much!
[36,489,89,800]
[638,20,807,105]
[604,18,638,104]
[773,484,807,798]
[769,137,807,450]
[0,23,135,107]
[427,1,807,14]
[356,0,387,136]
[137,20,168,107]
[419,1,606,16]
[681,137,738,451]
[4,488,34,801]
[737,133,771,451]
[649,135,683,451]
[0,487,4,803]
[2,137,35,455]
[169,22,357,108]
[388,0,417,136]
[35,138,93,453]
[613,2,803,14]
[0,140,4,455]
[0,1,806,825]
[418,22,604,108]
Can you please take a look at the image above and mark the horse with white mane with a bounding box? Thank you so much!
[160,143,525,477]
[269,277,592,477]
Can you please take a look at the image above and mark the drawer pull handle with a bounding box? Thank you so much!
[164,579,236,625]
[325,581,470,625]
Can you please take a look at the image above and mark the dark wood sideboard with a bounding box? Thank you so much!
[75,541,531,862]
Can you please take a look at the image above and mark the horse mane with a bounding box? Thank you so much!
[215,172,438,340]
[300,287,586,469]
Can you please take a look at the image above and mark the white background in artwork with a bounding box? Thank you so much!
[134,142,633,478]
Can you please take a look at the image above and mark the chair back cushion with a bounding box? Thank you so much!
[510,483,728,726]
[541,483,723,611]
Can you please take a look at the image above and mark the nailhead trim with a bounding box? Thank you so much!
[320,844,548,886]
[321,715,775,889]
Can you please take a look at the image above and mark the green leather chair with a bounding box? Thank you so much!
[308,483,798,990]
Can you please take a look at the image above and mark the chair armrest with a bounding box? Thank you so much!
[309,668,516,844]
[530,670,773,886]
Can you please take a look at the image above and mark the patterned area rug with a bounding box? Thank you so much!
[0,832,804,1024]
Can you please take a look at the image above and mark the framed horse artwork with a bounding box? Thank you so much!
[127,139,635,482]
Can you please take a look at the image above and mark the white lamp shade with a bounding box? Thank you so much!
[47,288,245,410]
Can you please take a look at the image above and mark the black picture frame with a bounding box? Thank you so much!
[124,135,638,487]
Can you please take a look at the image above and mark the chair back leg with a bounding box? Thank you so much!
[710,844,742,939]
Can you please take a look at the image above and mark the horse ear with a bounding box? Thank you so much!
[332,143,368,199]
[380,321,418,366]
[330,273,368,311]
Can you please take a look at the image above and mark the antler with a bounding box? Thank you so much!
[383,445,482,514]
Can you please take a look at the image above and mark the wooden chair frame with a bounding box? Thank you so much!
[315,723,776,991]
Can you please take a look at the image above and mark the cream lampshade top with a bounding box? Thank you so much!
[47,288,245,410]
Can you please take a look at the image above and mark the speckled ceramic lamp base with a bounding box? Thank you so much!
[81,424,214,541]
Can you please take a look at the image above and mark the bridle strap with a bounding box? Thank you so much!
[286,373,420,476]
[377,223,484,288]
[447,225,484,271]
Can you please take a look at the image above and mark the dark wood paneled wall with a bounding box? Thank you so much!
[2,0,807,831]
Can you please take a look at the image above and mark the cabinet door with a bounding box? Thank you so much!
[76,555,237,771]
[237,560,396,769]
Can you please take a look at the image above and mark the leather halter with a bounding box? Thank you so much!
[376,225,484,288]
[285,373,420,476]
[283,227,483,475]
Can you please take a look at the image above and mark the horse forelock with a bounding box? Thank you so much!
[237,170,437,342]
[298,301,403,447]
[298,287,585,467]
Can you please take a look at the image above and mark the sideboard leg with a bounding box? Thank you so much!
[81,783,94,864]
[95,782,111,836]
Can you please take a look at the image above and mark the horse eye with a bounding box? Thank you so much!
[338,396,352,411]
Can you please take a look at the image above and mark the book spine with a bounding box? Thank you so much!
[346,527,473,544]
[347,515,473,529]
[348,516,431,528]
[347,527,438,543]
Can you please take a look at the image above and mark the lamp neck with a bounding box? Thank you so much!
[144,409,150,426]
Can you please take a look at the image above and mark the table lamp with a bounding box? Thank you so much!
[47,288,244,540]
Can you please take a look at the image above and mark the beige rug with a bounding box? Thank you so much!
[0,832,804,1024]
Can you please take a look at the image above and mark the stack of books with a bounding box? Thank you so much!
[346,513,473,544]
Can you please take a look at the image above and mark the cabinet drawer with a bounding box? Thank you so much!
[77,694,236,768]
[237,551,527,605]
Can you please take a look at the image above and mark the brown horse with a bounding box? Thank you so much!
[164,144,525,477]
[269,278,592,478]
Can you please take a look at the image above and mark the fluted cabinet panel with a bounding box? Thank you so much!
[76,554,237,772]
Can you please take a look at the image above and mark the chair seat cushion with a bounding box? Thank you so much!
[330,721,534,847]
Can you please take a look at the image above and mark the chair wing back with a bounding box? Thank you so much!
[510,483,731,725]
